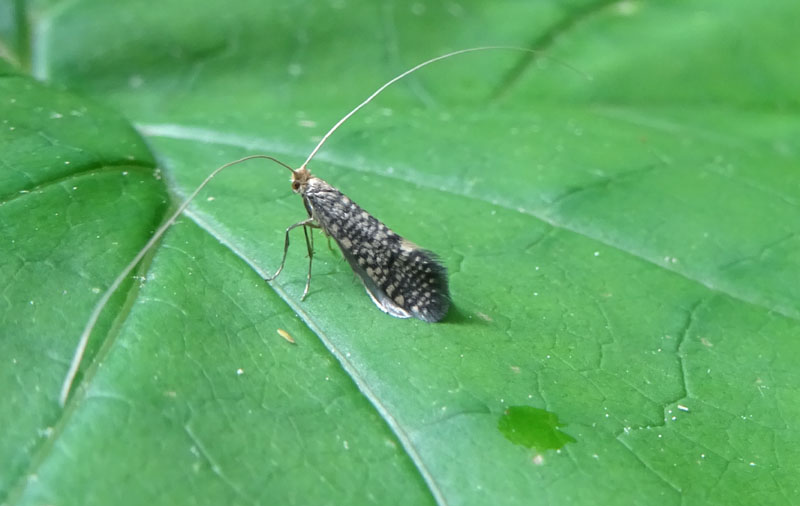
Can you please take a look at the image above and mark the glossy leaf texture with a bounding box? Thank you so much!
[1,1,798,505]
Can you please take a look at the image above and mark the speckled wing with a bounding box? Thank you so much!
[303,177,450,322]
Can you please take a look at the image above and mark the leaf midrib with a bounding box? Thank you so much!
[140,122,799,323]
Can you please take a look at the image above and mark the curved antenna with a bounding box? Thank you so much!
[59,154,293,406]
[300,45,589,169]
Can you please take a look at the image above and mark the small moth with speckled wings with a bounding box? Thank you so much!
[269,166,449,322]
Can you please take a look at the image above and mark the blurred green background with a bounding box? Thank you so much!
[1,1,799,505]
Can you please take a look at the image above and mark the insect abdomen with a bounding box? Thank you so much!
[304,177,450,322]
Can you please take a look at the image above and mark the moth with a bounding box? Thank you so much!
[267,163,450,322]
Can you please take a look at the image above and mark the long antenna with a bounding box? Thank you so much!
[59,46,587,406]
[58,155,292,406]
[301,45,588,168]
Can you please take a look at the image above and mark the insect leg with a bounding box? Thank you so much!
[301,223,315,300]
[266,218,316,282]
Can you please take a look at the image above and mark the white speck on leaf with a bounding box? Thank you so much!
[129,75,144,88]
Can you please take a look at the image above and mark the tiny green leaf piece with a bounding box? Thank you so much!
[498,406,577,452]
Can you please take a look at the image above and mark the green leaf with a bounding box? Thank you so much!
[2,1,799,505]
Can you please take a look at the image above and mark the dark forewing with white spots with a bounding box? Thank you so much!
[298,171,449,322]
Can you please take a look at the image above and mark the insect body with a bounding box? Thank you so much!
[271,168,450,322]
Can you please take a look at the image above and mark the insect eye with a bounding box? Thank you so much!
[292,181,300,191]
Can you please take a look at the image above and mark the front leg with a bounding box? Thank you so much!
[301,224,315,300]
[266,218,317,282]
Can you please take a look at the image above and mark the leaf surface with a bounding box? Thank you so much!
[1,1,798,505]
